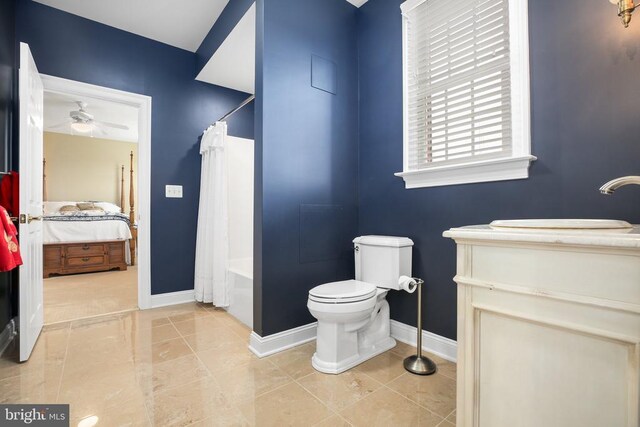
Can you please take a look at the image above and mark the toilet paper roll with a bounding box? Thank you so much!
[398,275,417,293]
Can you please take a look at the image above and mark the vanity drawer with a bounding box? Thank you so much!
[66,243,104,257]
[468,244,640,305]
[66,255,105,267]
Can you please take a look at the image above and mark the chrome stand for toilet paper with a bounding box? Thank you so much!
[404,278,437,376]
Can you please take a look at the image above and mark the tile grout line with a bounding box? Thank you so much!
[45,307,139,329]
[151,320,182,344]
[139,316,173,427]
[53,323,72,404]
[295,366,388,417]
[277,357,357,426]
[384,371,457,416]
[0,322,73,384]
[230,378,295,427]
[380,380,446,423]
[168,312,229,337]
[40,304,456,426]
[268,346,427,424]
[140,312,210,427]
[240,357,338,423]
[175,320,256,427]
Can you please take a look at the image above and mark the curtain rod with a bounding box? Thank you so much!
[216,94,255,124]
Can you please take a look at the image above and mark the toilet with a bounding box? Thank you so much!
[307,235,414,374]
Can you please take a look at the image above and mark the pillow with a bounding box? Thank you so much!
[76,202,97,210]
[44,201,77,215]
[93,202,122,214]
[58,205,80,214]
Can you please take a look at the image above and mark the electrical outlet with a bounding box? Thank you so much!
[165,185,183,198]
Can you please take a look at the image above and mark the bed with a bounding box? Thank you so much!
[42,152,137,278]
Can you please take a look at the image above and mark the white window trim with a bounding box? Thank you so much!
[395,0,536,189]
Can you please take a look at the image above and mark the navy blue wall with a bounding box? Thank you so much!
[0,0,16,336]
[358,0,640,340]
[17,0,255,295]
[0,0,15,173]
[254,0,359,336]
[196,0,255,75]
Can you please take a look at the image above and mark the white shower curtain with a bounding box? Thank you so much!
[194,121,229,306]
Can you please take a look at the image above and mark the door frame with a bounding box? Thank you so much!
[40,75,153,309]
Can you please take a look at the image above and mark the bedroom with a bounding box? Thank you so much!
[41,91,139,324]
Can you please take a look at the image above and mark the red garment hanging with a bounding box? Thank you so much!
[0,171,19,217]
[0,206,23,272]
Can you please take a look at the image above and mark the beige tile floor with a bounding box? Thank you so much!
[0,303,456,426]
[44,266,138,324]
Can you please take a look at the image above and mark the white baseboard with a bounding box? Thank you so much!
[249,322,317,358]
[390,319,457,362]
[247,319,457,363]
[150,290,195,308]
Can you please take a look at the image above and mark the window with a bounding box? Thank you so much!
[396,0,535,189]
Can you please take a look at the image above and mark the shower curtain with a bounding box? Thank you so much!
[194,121,229,306]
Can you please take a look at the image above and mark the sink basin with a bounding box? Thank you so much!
[490,219,633,230]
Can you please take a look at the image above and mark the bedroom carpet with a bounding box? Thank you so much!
[44,266,138,324]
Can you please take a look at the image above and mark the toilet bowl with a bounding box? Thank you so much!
[307,236,414,374]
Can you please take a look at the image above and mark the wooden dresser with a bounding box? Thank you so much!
[44,241,128,278]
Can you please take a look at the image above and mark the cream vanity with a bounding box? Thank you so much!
[444,220,640,427]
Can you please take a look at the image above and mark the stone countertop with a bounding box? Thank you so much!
[443,224,640,249]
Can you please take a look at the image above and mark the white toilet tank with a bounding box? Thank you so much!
[353,236,413,290]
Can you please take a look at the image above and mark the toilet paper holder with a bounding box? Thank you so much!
[403,277,437,376]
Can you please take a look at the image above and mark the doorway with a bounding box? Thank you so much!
[39,75,152,321]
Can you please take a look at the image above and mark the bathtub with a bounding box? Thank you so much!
[227,257,253,328]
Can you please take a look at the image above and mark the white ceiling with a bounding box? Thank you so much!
[33,0,230,52]
[34,0,368,53]
[196,4,255,94]
[44,91,139,143]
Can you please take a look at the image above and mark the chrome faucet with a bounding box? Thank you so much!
[599,176,640,195]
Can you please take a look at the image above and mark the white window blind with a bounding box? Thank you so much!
[404,0,513,170]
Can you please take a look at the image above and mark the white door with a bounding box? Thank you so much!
[18,43,44,362]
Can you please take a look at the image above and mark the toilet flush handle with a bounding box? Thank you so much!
[354,246,359,252]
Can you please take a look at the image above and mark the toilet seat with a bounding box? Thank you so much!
[308,280,377,304]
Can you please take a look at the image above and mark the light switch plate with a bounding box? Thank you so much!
[165,185,183,198]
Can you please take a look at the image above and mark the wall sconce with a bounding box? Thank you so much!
[610,0,636,27]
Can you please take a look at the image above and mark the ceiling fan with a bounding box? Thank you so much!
[48,101,130,135]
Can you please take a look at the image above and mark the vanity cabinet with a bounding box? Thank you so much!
[444,225,640,427]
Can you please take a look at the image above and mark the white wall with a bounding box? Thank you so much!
[44,132,138,207]
[227,136,254,260]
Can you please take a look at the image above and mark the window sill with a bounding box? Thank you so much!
[395,155,537,189]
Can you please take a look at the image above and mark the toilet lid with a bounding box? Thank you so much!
[309,280,377,303]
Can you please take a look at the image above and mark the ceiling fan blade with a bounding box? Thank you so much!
[46,121,71,130]
[93,123,108,136]
[94,120,129,130]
